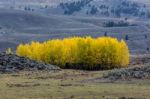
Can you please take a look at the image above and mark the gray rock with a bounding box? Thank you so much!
[0,52,60,73]
[104,65,150,81]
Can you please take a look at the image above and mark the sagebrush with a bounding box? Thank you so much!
[16,37,129,70]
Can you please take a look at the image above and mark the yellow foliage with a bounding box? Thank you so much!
[6,48,13,54]
[16,37,129,70]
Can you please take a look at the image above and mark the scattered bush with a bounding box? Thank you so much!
[6,48,13,54]
[90,6,98,15]
[60,0,92,15]
[103,21,136,27]
[125,35,129,40]
[16,37,129,70]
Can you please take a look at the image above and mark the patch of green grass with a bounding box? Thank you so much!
[0,70,149,99]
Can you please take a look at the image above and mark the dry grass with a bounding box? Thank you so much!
[0,70,150,99]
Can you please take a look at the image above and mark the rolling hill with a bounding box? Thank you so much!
[56,0,150,18]
[0,8,149,54]
[0,0,149,54]
[1,0,150,19]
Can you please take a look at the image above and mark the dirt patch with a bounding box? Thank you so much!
[35,75,65,80]
[34,71,91,80]
[60,83,84,87]
[6,83,41,87]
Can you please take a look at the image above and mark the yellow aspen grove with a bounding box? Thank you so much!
[16,36,129,70]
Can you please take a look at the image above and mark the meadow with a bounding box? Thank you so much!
[0,70,150,99]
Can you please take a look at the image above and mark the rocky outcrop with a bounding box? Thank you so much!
[0,52,60,73]
[103,65,150,81]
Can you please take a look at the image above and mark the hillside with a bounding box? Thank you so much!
[56,0,150,18]
[1,0,150,19]
[0,0,150,54]
[0,0,80,3]
[0,9,150,54]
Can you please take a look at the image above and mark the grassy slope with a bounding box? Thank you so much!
[0,70,150,99]
[0,9,150,53]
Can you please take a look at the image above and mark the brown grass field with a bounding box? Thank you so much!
[0,69,150,99]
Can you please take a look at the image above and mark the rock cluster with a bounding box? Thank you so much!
[103,65,150,81]
[0,52,60,73]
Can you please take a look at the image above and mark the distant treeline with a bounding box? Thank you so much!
[59,0,150,18]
